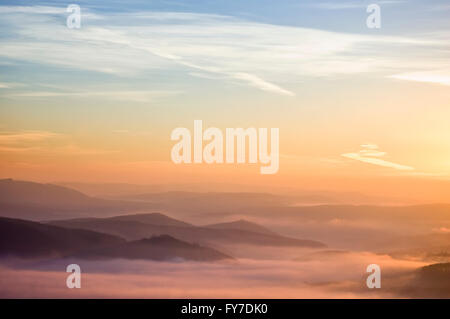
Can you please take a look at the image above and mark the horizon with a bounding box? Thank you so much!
[3,176,450,206]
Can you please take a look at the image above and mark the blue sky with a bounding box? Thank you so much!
[2,0,449,32]
[1,0,450,99]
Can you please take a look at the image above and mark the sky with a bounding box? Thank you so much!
[0,0,450,202]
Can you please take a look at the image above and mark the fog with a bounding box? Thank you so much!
[0,251,426,298]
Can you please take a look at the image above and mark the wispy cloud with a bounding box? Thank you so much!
[231,73,295,96]
[0,131,62,144]
[0,146,40,153]
[0,6,447,96]
[0,82,24,89]
[4,90,181,102]
[0,130,116,156]
[307,1,405,10]
[0,5,65,14]
[0,5,102,19]
[389,70,450,86]
[55,144,119,155]
[432,227,450,233]
[342,144,414,171]
[0,131,62,154]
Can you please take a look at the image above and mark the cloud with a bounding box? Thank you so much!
[389,70,450,86]
[0,82,24,89]
[342,144,414,171]
[0,130,116,156]
[231,72,295,96]
[0,6,446,96]
[342,153,414,171]
[4,90,181,102]
[0,5,102,19]
[0,131,62,144]
[0,146,40,153]
[432,227,450,233]
[358,150,386,157]
[56,144,119,155]
[360,144,379,150]
[0,252,425,298]
[307,1,405,10]
[0,5,65,14]
[0,131,62,154]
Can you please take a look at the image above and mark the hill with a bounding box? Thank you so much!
[0,179,157,220]
[49,213,326,248]
[205,219,275,236]
[0,217,229,261]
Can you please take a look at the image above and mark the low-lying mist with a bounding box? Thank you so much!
[0,250,427,298]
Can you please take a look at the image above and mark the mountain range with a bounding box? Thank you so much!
[0,178,157,220]
[49,213,326,248]
[0,216,230,261]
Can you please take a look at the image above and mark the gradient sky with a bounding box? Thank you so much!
[0,0,449,202]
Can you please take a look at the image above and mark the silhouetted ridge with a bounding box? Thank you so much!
[206,219,275,235]
[0,179,157,220]
[109,213,192,227]
[138,234,193,246]
[0,217,230,261]
[50,213,326,248]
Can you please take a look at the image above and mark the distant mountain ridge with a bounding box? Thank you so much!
[0,179,157,220]
[108,212,192,227]
[50,213,326,248]
[117,191,291,209]
[0,217,230,261]
[205,219,276,236]
[0,178,99,206]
